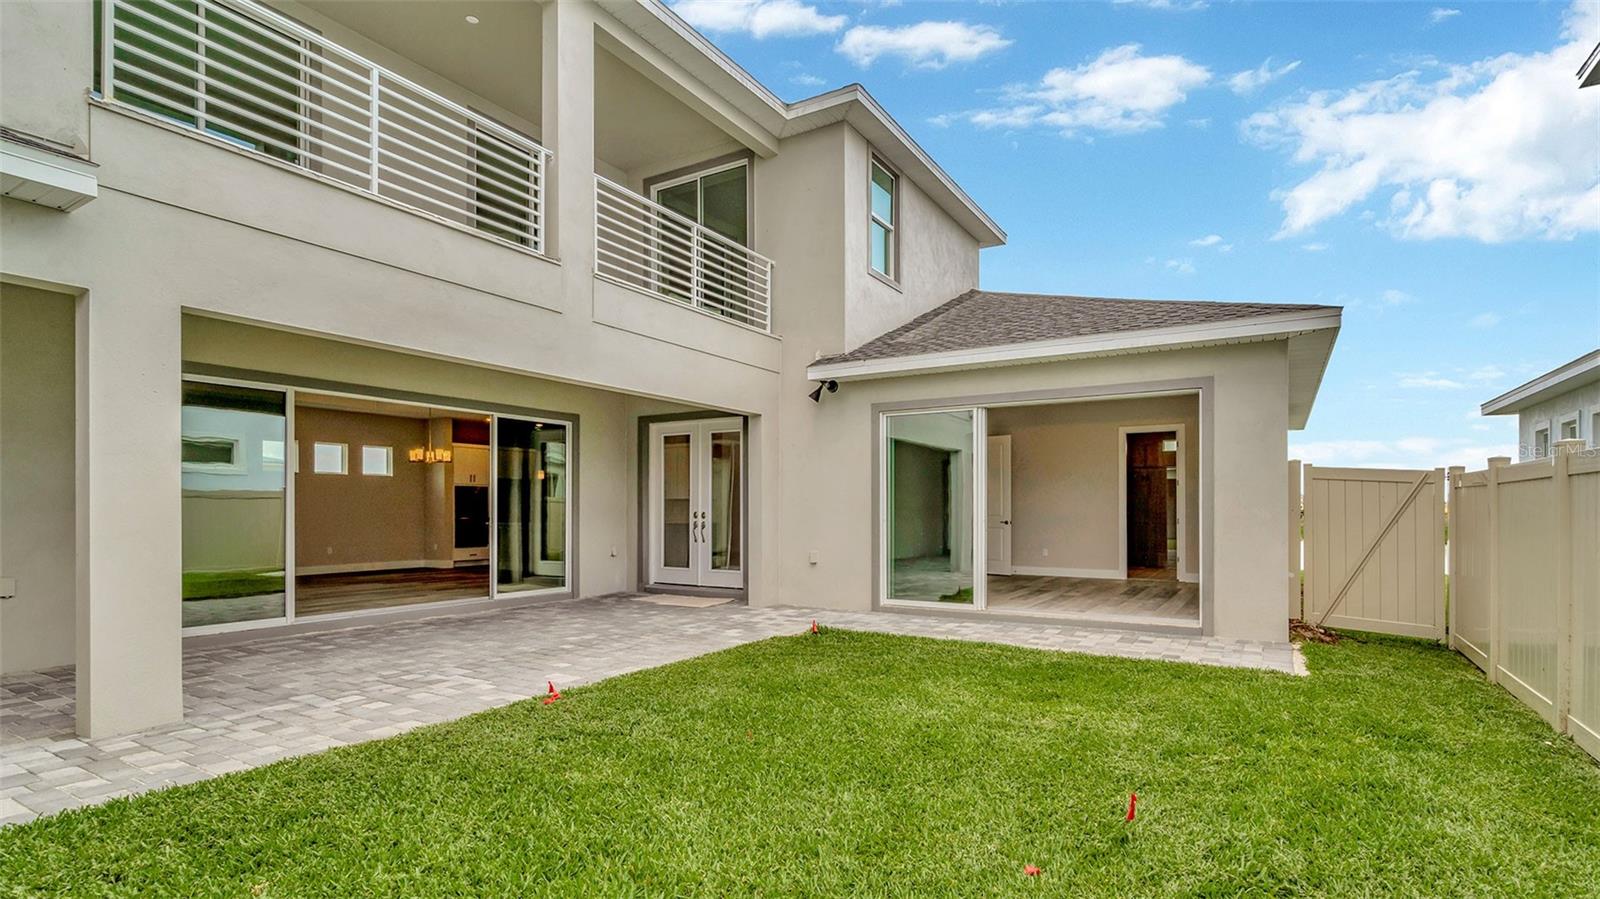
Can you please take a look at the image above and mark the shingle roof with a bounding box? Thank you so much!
[816,289,1340,365]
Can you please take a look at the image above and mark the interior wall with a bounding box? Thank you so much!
[1,283,77,673]
[986,394,1201,580]
[890,441,948,560]
[294,407,433,572]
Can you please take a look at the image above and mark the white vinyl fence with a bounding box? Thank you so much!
[1447,441,1599,761]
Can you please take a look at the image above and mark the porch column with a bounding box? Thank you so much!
[75,290,183,737]
[541,0,596,287]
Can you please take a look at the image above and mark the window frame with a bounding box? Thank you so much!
[1590,405,1600,449]
[1556,411,1581,444]
[181,435,245,474]
[868,155,899,285]
[360,444,394,477]
[311,441,348,475]
[645,155,753,247]
[1530,419,1551,460]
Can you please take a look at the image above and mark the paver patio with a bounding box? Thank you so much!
[1,595,1301,826]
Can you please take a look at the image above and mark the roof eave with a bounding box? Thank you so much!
[807,307,1343,382]
[1480,349,1600,415]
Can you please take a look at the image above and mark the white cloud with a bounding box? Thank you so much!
[1244,1,1600,242]
[1301,242,1329,251]
[1289,436,1517,471]
[1430,8,1462,24]
[1165,258,1197,274]
[791,72,826,88]
[673,0,847,39]
[954,44,1210,135]
[1398,373,1466,389]
[1228,58,1301,94]
[1189,233,1234,251]
[1113,0,1209,11]
[1380,288,1415,306]
[1467,364,1506,382]
[836,21,1011,69]
[1467,312,1502,328]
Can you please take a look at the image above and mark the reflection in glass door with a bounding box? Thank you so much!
[496,417,569,593]
[649,418,743,588]
[180,380,288,628]
[883,409,980,606]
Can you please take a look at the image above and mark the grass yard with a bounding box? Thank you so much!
[3,631,1598,896]
[182,569,285,601]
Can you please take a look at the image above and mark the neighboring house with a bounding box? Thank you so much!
[1481,350,1600,460]
[0,0,1340,738]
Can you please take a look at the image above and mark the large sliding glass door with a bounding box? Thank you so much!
[181,381,289,628]
[180,377,574,633]
[882,408,982,607]
[496,417,569,594]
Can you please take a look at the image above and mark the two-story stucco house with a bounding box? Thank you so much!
[0,0,1341,738]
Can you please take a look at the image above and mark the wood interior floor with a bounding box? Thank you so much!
[985,574,1197,624]
[294,567,494,617]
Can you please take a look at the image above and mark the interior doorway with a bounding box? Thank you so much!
[1122,427,1183,581]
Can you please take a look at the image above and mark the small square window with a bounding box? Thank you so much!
[361,445,393,477]
[262,439,285,470]
[312,442,347,474]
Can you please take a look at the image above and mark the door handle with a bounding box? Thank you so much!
[1001,520,1011,525]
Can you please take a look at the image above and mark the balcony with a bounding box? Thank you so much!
[594,175,774,333]
[100,0,549,253]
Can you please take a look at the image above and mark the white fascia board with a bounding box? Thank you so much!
[1,138,98,211]
[1480,349,1600,415]
[807,307,1344,381]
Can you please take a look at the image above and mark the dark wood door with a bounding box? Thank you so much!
[1127,432,1176,571]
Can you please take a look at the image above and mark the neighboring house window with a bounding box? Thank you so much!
[312,442,347,474]
[1591,408,1600,448]
[1531,424,1551,460]
[870,158,897,281]
[361,445,393,477]
[262,439,285,470]
[1558,413,1580,443]
[182,436,243,473]
[105,0,306,165]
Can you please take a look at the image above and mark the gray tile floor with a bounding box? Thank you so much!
[1,595,1301,826]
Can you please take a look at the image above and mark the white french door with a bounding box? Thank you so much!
[649,418,744,588]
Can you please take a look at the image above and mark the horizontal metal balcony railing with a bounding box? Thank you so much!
[594,175,774,332]
[102,0,549,253]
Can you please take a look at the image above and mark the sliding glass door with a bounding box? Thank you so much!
[181,380,288,628]
[883,409,982,607]
[496,417,569,593]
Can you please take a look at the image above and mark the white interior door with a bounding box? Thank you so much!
[985,434,1012,576]
[650,418,744,588]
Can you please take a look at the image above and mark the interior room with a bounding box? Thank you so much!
[883,394,1201,628]
[291,393,494,616]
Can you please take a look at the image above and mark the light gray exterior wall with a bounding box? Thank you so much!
[1515,382,1600,459]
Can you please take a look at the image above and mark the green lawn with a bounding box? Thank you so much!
[3,631,1598,896]
[182,569,285,601]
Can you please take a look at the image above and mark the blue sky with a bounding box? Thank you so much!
[673,0,1600,469]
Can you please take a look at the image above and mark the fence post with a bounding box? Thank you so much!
[1288,459,1302,621]
[1553,439,1581,731]
[1486,456,1510,684]
[1446,465,1465,652]
[1302,463,1315,622]
[1432,467,1446,641]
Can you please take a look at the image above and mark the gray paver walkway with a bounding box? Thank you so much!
[1,595,1301,826]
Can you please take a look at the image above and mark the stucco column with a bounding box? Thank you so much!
[75,290,183,737]
[541,0,596,289]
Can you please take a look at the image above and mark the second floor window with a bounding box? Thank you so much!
[870,159,897,281]
[650,160,749,246]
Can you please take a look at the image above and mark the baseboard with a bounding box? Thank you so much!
[1178,570,1199,584]
[297,560,456,576]
[1008,565,1123,580]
